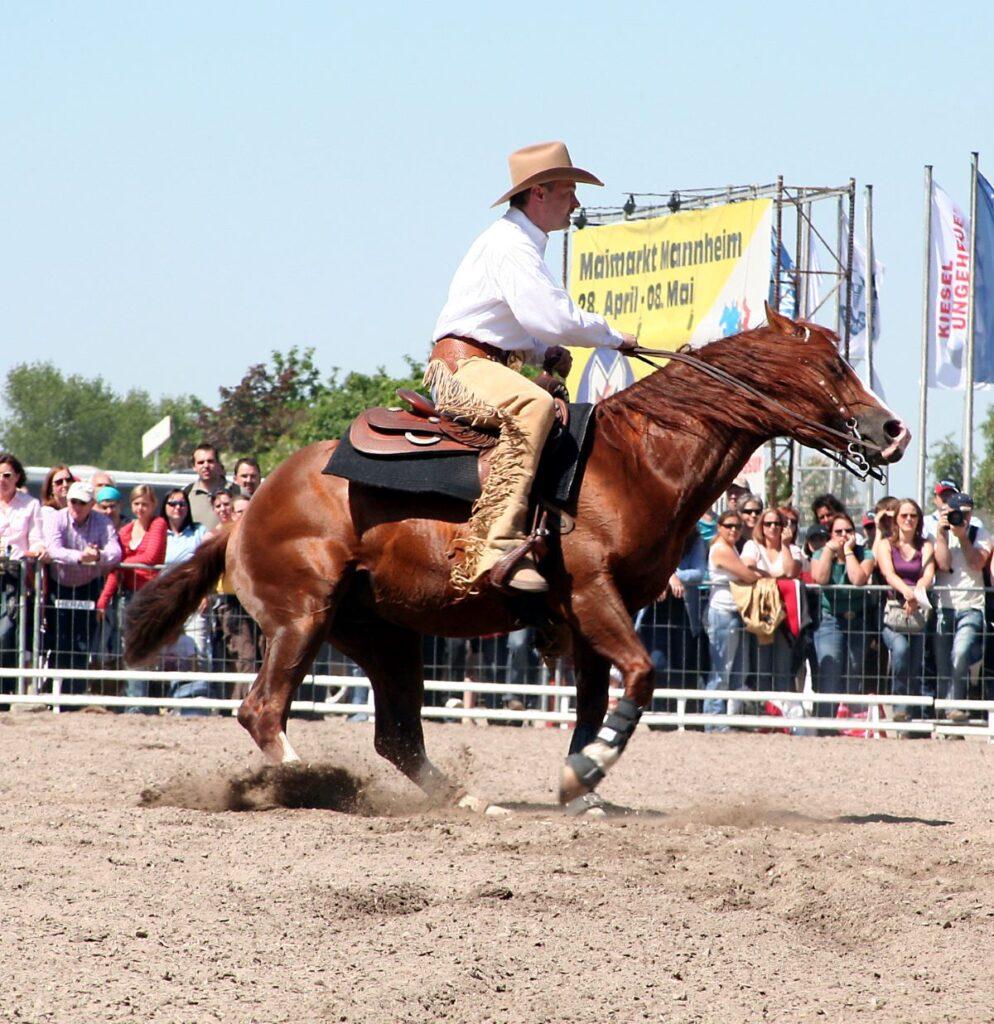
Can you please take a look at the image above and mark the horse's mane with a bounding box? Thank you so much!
[597,321,838,437]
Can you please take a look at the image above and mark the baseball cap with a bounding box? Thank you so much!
[805,525,829,544]
[948,492,974,510]
[96,485,121,503]
[67,481,94,503]
[934,479,959,495]
[862,511,875,528]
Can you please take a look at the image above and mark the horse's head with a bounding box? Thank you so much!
[761,303,909,476]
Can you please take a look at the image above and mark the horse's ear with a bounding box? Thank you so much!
[764,300,807,339]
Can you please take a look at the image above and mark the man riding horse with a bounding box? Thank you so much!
[426,141,637,595]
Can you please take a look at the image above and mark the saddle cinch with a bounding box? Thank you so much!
[349,375,570,484]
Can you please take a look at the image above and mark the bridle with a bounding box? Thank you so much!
[628,340,887,483]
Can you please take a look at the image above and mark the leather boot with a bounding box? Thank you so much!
[501,555,549,593]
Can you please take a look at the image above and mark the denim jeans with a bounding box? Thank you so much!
[933,607,984,702]
[881,627,929,718]
[813,611,866,716]
[704,604,744,725]
[756,628,795,693]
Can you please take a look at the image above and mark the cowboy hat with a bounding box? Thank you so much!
[492,141,603,208]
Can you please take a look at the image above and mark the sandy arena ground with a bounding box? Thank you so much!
[3,709,994,1024]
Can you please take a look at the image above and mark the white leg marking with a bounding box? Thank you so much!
[278,730,301,764]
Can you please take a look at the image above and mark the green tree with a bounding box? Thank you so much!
[0,362,204,471]
[927,435,963,492]
[195,347,329,466]
[972,408,994,514]
[285,356,426,461]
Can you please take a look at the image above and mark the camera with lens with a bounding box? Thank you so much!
[945,491,973,528]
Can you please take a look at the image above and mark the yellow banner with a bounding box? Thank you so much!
[566,199,772,401]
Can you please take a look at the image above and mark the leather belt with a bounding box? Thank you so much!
[430,335,512,373]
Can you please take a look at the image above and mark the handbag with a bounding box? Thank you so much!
[883,597,930,634]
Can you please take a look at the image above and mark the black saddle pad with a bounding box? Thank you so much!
[323,403,596,507]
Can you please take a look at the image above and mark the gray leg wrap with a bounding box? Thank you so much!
[596,696,642,753]
[564,751,605,789]
[564,697,643,792]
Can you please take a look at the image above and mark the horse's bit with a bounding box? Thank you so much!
[629,344,886,482]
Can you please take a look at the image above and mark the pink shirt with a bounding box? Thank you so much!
[0,492,44,559]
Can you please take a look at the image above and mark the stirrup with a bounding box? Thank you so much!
[489,510,550,594]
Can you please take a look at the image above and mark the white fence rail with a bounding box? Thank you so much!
[3,668,993,740]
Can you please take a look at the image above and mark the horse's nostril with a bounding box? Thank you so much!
[883,419,903,439]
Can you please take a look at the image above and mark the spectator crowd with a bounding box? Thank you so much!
[1,442,992,731]
[0,445,263,713]
[641,479,992,731]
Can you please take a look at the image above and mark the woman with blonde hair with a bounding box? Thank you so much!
[877,498,935,723]
[703,510,765,728]
[97,484,167,711]
[97,485,167,613]
[742,506,801,693]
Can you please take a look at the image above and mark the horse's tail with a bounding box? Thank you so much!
[124,529,230,667]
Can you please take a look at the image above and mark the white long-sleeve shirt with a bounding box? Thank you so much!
[433,208,624,363]
[0,492,44,559]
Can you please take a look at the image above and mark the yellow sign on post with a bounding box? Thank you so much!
[566,199,773,402]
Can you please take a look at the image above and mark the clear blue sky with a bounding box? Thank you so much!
[3,1,993,496]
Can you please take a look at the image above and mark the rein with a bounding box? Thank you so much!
[628,344,886,483]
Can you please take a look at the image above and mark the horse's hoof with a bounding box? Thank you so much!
[564,792,607,819]
[457,793,510,817]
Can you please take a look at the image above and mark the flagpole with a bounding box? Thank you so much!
[963,151,979,492]
[865,184,876,508]
[917,166,934,507]
[843,179,856,362]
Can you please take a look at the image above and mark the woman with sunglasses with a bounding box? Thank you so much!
[811,513,876,717]
[876,499,935,724]
[704,512,765,728]
[0,453,44,682]
[39,465,75,527]
[736,499,764,552]
[158,489,213,714]
[741,509,801,693]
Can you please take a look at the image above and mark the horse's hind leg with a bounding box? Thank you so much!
[237,614,328,764]
[330,620,459,804]
[332,619,504,811]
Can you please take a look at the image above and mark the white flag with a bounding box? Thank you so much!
[839,211,882,362]
[803,225,823,320]
[927,182,979,389]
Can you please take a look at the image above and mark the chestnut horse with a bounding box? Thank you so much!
[126,306,908,811]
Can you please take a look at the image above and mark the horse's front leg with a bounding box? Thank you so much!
[559,580,654,805]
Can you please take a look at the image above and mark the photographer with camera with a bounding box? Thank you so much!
[933,492,991,723]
